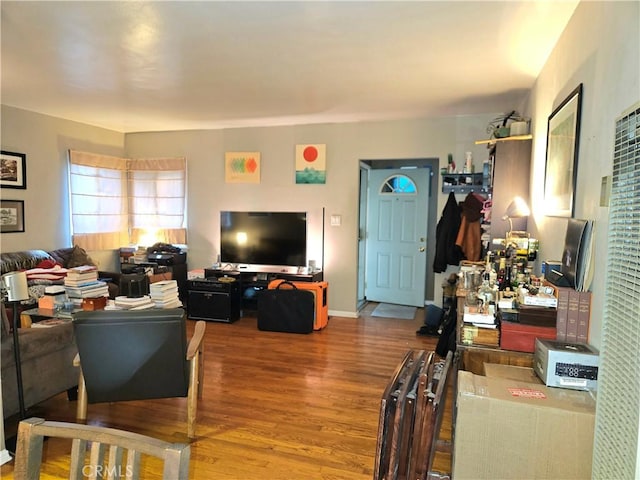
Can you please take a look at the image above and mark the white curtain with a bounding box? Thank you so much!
[69,150,129,250]
[128,157,187,245]
[69,151,187,249]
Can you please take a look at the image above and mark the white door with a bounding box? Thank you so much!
[365,168,428,307]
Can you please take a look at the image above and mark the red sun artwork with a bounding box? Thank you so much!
[303,146,318,162]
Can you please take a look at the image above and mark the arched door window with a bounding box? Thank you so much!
[379,174,417,194]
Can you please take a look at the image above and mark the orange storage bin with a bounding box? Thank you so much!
[268,279,329,330]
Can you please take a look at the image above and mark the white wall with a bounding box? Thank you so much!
[525,0,639,350]
[1,103,494,315]
[0,106,125,269]
[125,115,494,315]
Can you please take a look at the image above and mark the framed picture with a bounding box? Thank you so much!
[295,144,326,184]
[224,151,260,184]
[1,150,27,189]
[0,200,25,233]
[543,84,583,217]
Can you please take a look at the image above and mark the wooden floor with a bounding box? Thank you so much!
[1,303,451,479]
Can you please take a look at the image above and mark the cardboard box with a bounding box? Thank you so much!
[460,348,533,376]
[484,363,543,384]
[453,371,595,479]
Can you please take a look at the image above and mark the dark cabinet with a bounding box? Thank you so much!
[193,268,324,316]
[488,139,532,244]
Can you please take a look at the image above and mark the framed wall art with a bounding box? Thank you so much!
[225,152,260,184]
[543,84,583,217]
[1,150,27,189]
[0,199,25,233]
[295,144,326,184]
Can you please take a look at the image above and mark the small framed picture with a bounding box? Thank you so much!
[0,199,25,233]
[1,150,27,189]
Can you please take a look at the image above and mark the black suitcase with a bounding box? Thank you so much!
[257,281,315,333]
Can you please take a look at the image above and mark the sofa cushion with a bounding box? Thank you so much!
[1,321,75,369]
[67,245,95,268]
[0,250,54,275]
[49,245,95,268]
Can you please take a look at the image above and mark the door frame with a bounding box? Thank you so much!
[358,158,439,309]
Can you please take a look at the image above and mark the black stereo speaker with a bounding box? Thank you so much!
[187,280,240,323]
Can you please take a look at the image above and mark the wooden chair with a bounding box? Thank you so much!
[71,309,206,439]
[14,417,190,480]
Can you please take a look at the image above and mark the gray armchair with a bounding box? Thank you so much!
[72,309,205,439]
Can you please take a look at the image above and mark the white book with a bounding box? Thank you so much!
[150,280,178,291]
[114,295,153,307]
[149,291,177,299]
[67,288,108,299]
[153,299,182,309]
[69,265,98,274]
[463,305,496,325]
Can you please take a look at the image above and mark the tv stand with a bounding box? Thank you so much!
[187,268,323,317]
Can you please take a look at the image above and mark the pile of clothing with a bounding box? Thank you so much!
[433,191,487,273]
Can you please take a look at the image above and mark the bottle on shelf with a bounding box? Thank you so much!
[477,277,495,314]
[496,257,507,291]
[484,253,497,287]
[464,152,473,174]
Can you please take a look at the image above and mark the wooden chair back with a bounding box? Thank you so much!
[14,417,190,480]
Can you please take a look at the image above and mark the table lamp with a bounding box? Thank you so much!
[502,196,530,232]
[502,196,531,255]
[2,271,30,418]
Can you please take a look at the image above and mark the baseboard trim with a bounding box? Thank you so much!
[328,309,358,319]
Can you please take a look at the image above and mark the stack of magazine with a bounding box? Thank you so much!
[149,280,182,309]
[64,265,109,299]
[113,295,155,310]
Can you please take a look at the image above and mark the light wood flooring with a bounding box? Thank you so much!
[1,303,451,479]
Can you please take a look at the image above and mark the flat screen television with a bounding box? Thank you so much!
[561,218,594,290]
[220,211,307,268]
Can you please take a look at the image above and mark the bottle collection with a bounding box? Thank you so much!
[462,251,539,314]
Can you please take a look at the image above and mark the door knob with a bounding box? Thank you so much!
[419,247,425,252]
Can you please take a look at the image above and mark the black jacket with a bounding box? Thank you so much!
[433,192,463,273]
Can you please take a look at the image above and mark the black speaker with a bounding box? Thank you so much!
[119,274,150,298]
[186,280,240,323]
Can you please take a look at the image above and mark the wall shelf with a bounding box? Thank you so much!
[475,134,533,145]
[441,172,487,194]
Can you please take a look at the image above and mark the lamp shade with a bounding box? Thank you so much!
[3,271,30,302]
[503,196,531,220]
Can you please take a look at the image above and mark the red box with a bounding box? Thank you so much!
[268,279,329,330]
[500,320,556,353]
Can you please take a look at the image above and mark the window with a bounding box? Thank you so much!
[69,150,186,250]
[128,157,186,246]
[592,105,639,478]
[380,174,417,194]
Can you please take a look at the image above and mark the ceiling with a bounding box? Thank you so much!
[1,1,579,134]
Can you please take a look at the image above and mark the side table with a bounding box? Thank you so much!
[19,307,78,328]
